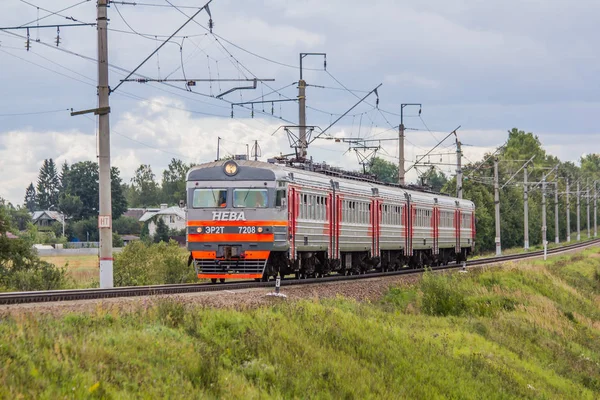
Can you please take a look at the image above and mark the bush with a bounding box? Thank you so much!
[0,234,68,291]
[420,272,468,317]
[113,216,142,235]
[114,240,194,286]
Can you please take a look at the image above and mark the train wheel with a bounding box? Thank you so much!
[220,278,226,283]
[210,278,217,284]
[254,278,261,282]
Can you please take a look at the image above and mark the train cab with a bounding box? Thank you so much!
[186,160,289,282]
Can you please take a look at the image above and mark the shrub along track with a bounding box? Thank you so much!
[1,239,599,305]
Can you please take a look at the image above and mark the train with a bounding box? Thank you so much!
[186,159,476,283]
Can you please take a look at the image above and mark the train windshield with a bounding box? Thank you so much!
[193,188,227,208]
[233,188,268,208]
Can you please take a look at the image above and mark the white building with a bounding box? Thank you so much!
[139,204,186,236]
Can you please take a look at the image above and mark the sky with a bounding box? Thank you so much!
[1,0,599,205]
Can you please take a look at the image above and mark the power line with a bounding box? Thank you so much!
[0,108,70,117]
[18,0,91,27]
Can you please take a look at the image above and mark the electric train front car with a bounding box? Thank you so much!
[186,160,289,282]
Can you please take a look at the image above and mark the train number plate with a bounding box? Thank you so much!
[204,226,224,234]
[238,226,256,234]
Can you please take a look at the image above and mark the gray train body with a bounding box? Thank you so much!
[186,160,475,281]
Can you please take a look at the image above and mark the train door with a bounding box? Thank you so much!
[404,199,413,258]
[370,197,381,259]
[432,202,439,257]
[327,182,341,262]
[288,186,298,261]
[454,206,461,255]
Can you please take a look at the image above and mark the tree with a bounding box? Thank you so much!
[153,217,170,243]
[63,161,128,220]
[161,158,190,205]
[24,183,37,212]
[58,194,83,221]
[421,168,448,193]
[59,161,70,196]
[368,157,398,183]
[8,206,32,231]
[35,158,60,210]
[131,164,160,207]
[113,216,142,235]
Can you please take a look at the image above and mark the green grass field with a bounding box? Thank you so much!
[2,247,600,398]
[40,255,99,288]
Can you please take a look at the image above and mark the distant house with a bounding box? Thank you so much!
[31,211,63,229]
[121,235,140,245]
[122,208,157,221]
[139,204,186,236]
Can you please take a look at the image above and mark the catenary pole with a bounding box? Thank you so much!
[566,178,570,242]
[577,180,581,241]
[399,122,405,185]
[587,179,591,238]
[98,0,113,288]
[494,158,501,256]
[524,165,529,250]
[554,182,559,244]
[595,181,598,237]
[298,79,307,159]
[456,139,463,198]
[542,175,547,260]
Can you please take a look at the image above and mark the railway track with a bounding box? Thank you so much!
[1,238,599,305]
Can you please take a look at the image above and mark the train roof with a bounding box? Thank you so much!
[187,159,474,208]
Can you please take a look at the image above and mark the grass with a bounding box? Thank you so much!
[2,248,600,398]
[40,255,99,288]
[472,230,598,259]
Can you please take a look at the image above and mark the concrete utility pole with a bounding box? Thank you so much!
[216,136,221,160]
[566,178,570,242]
[97,0,113,288]
[524,165,529,250]
[398,103,421,185]
[554,182,559,244]
[298,52,326,160]
[398,123,405,185]
[587,180,591,238]
[298,79,307,159]
[456,139,463,198]
[494,158,501,255]
[595,181,598,237]
[542,176,547,260]
[577,180,581,241]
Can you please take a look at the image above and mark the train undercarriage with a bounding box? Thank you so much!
[256,247,471,281]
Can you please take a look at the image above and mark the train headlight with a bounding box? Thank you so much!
[196,227,203,233]
[223,160,239,176]
[257,227,263,233]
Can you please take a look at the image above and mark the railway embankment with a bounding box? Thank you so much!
[1,248,600,398]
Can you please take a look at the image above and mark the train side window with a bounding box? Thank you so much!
[275,189,286,207]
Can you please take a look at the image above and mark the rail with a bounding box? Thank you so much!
[1,238,599,305]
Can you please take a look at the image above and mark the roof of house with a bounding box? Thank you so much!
[122,208,149,220]
[31,211,63,222]
[121,235,140,241]
[139,206,186,222]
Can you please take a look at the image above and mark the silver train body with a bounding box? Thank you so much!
[186,160,475,281]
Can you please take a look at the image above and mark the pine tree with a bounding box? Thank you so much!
[36,158,60,210]
[153,217,170,243]
[59,161,70,196]
[24,183,37,212]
